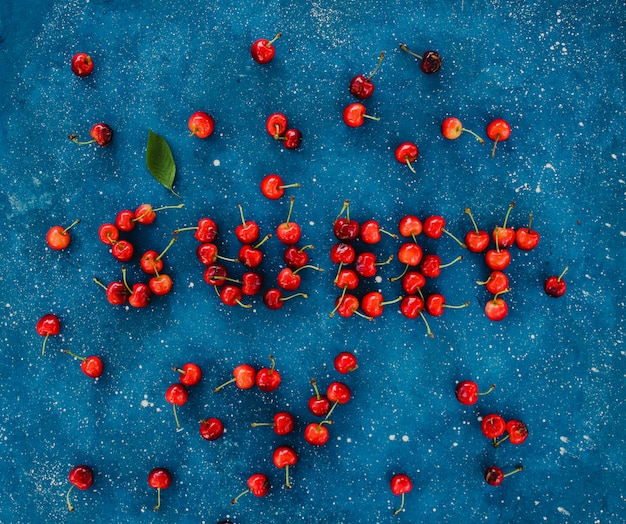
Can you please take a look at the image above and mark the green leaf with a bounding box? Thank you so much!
[146,129,180,196]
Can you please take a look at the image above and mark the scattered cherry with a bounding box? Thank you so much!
[188,111,215,138]
[256,355,281,392]
[46,219,80,250]
[148,467,172,511]
[199,417,225,441]
[334,351,358,374]
[441,117,484,144]
[349,51,385,100]
[71,52,94,77]
[214,364,256,392]
[308,378,331,417]
[394,141,419,174]
[485,465,523,486]
[165,383,188,429]
[251,33,282,64]
[515,212,540,251]
[484,289,510,321]
[63,350,103,378]
[66,465,94,511]
[464,208,490,253]
[36,313,60,356]
[399,42,442,73]
[272,446,298,489]
[251,411,295,435]
[260,173,300,200]
[172,363,202,387]
[544,266,569,298]
[69,123,113,146]
[486,118,511,157]
[342,103,380,127]
[231,473,270,504]
[390,473,412,515]
[481,413,506,439]
[455,381,495,405]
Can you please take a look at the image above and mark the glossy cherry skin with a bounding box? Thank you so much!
[330,242,356,265]
[165,383,188,406]
[37,313,61,338]
[425,294,446,316]
[251,35,280,64]
[46,224,74,250]
[134,204,157,225]
[276,222,301,245]
[482,413,506,439]
[334,217,360,242]
[506,420,529,444]
[175,363,202,387]
[398,215,423,238]
[334,293,361,318]
[465,229,490,253]
[420,254,443,278]
[326,382,351,404]
[394,142,419,167]
[304,422,330,446]
[484,249,511,271]
[247,473,270,497]
[282,128,302,149]
[515,227,540,251]
[188,111,215,138]
[69,465,94,491]
[390,473,412,496]
[149,274,173,296]
[480,271,509,295]
[128,283,151,308]
[235,219,260,245]
[401,271,426,294]
[220,285,245,306]
[71,53,94,76]
[277,267,301,291]
[115,209,136,232]
[399,295,424,319]
[398,243,423,266]
[104,281,130,305]
[484,466,505,486]
[493,225,515,248]
[420,51,442,73]
[89,123,113,146]
[199,418,224,441]
[455,381,479,405]
[203,263,228,285]
[422,215,445,239]
[544,275,567,297]
[260,173,289,199]
[270,412,295,435]
[284,245,310,268]
[309,393,331,417]
[359,220,382,244]
[486,119,511,142]
[349,74,374,99]
[335,268,359,290]
[98,223,119,246]
[266,113,288,138]
[239,245,263,268]
[233,364,256,389]
[272,446,298,488]
[81,356,104,378]
[485,297,509,321]
[148,468,172,489]
[195,218,219,243]
[342,103,374,127]
[111,239,134,262]
[334,351,358,373]
[256,364,281,392]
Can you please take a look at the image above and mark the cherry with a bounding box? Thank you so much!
[389,242,423,282]
[359,219,397,244]
[172,363,202,387]
[122,267,151,308]
[231,473,270,504]
[260,173,300,200]
[330,293,372,321]
[515,212,540,250]
[484,289,510,321]
[219,284,251,308]
[135,203,184,226]
[98,223,119,246]
[174,217,218,243]
[304,420,332,446]
[349,51,385,99]
[399,42,442,73]
[36,313,60,356]
[325,381,351,419]
[266,113,288,139]
[71,52,94,77]
[464,208,490,253]
[272,446,297,489]
[203,264,229,286]
[277,265,323,291]
[401,270,426,295]
[330,242,356,266]
[263,288,307,310]
[425,294,469,317]
[485,465,523,486]
[199,417,224,441]
[486,118,511,157]
[241,271,263,296]
[361,291,403,318]
[544,266,569,298]
[93,278,129,305]
[423,215,466,247]
[481,413,506,439]
[69,123,113,146]
[251,411,295,435]
[239,238,270,269]
[420,254,463,278]
[398,215,423,240]
[165,383,188,429]
[343,103,380,127]
[110,239,134,263]
[196,243,237,268]
[148,467,172,511]
[334,351,358,374]
[276,196,301,244]
[46,219,80,250]
[394,141,419,173]
[214,363,256,392]
[251,32,282,64]
[441,117,484,144]
[494,420,529,447]
[493,202,516,248]
[399,296,433,337]
[66,465,94,511]
[477,271,509,295]
[308,378,331,417]
[484,238,511,271]
[333,200,360,241]
[334,268,360,291]
[63,350,103,378]
[149,273,173,296]
[356,252,393,278]
[235,204,260,244]
[280,128,303,149]
[284,244,313,269]
[256,355,281,392]
[115,209,136,232]
[390,473,412,515]
[188,111,215,138]
[455,381,496,405]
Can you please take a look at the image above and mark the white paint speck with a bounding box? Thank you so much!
[213,159,220,166]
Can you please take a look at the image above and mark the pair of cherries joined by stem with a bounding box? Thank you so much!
[266,112,302,149]
[165,362,203,430]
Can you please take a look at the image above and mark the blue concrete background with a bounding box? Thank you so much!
[0,0,624,522]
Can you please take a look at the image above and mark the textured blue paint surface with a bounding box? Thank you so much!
[1,1,625,522]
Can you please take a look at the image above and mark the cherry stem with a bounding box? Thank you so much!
[557,266,569,282]
[250,422,274,428]
[493,434,509,448]
[525,212,534,232]
[389,264,410,283]
[380,229,398,239]
[329,286,348,318]
[236,298,253,309]
[279,182,301,190]
[399,42,422,60]
[266,32,282,47]
[463,128,485,145]
[381,296,404,307]
[419,312,435,338]
[353,308,374,322]
[393,492,406,515]
[121,266,133,294]
[335,200,351,223]
[280,292,308,303]
[375,254,394,267]
[285,465,291,490]
[404,157,416,174]
[154,487,162,511]
[439,255,463,269]
[254,233,272,249]
[478,384,496,396]
[68,134,95,145]
[172,403,181,429]
[492,288,511,304]
[61,219,81,234]
[367,51,385,80]
[157,236,178,261]
[465,208,480,235]
[63,349,85,362]
[214,377,235,392]
[41,334,50,356]
[238,203,249,228]
[231,488,250,505]
[503,465,524,477]
[324,400,340,422]
[298,244,314,253]
[502,202,516,229]
[293,264,324,275]
[284,196,295,227]
[333,262,345,285]
[267,355,276,374]
[442,301,470,310]
[311,378,321,400]
[93,278,107,291]
[490,133,500,157]
[66,484,75,511]
[362,113,380,121]
[442,228,466,248]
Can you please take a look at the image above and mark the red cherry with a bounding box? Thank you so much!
[493,202,516,248]
[485,465,523,486]
[394,142,419,173]
[399,42,442,73]
[280,128,302,149]
[441,117,484,144]
[134,203,184,226]
[46,219,80,250]
[172,363,202,387]
[199,417,224,441]
[251,411,295,435]
[398,215,423,239]
[68,123,113,146]
[334,351,358,374]
[349,51,385,100]
[111,239,134,263]
[115,209,136,232]
[277,265,322,291]
[308,378,331,417]
[390,242,423,282]
[66,465,94,511]
[272,446,298,489]
[188,111,215,138]
[505,420,529,445]
[36,313,61,356]
[486,118,511,157]
[214,364,257,392]
[515,212,540,250]
[148,467,172,511]
[399,295,424,319]
[256,355,281,392]
[390,473,412,515]
[420,254,463,278]
[231,473,270,504]
[481,413,506,439]
[276,196,301,244]
[329,293,373,321]
[330,242,356,265]
[544,266,568,298]
[425,294,469,317]
[235,204,260,244]
[342,103,380,127]
[423,215,466,247]
[197,243,237,267]
[326,381,351,407]
[251,33,282,64]
[93,278,129,305]
[477,271,509,295]
[241,271,263,296]
[359,219,397,244]
[485,290,510,321]
[203,263,228,286]
[284,244,313,269]
[165,383,188,429]
[401,271,426,294]
[98,223,119,246]
[455,381,496,405]
[484,246,511,271]
[464,208,490,253]
[265,113,288,139]
[63,350,103,378]
[71,53,94,77]
[220,285,251,308]
[260,173,300,200]
[239,235,271,268]
[263,288,307,310]
[361,291,403,318]
[175,218,218,243]
[356,252,393,278]
[304,421,331,446]
[149,274,173,296]
[122,270,151,309]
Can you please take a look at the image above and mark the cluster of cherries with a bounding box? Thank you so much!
[455,380,528,486]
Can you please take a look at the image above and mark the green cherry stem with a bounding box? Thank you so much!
[399,42,422,60]
[367,51,385,80]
